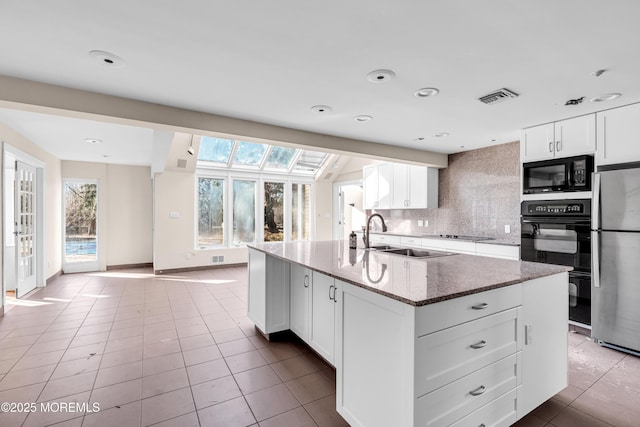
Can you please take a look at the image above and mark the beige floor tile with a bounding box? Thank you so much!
[197,396,256,427]
[104,335,144,354]
[233,365,283,395]
[182,344,223,366]
[0,382,46,425]
[151,411,200,427]
[225,350,268,374]
[512,412,548,427]
[61,342,106,363]
[186,358,231,385]
[0,364,56,391]
[191,375,242,409]
[68,331,110,348]
[23,390,91,427]
[142,367,189,398]
[179,333,215,351]
[271,354,324,382]
[553,385,584,406]
[143,352,185,376]
[548,406,614,427]
[212,327,246,344]
[38,370,97,401]
[99,345,143,368]
[570,385,640,427]
[107,325,143,340]
[10,349,65,372]
[258,406,317,427]
[83,400,141,427]
[304,394,349,427]
[285,371,335,405]
[531,398,568,422]
[89,378,142,410]
[94,360,143,388]
[257,342,304,364]
[142,339,181,359]
[245,383,300,421]
[141,387,195,426]
[218,337,256,357]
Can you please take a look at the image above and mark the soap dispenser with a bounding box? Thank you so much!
[349,231,357,249]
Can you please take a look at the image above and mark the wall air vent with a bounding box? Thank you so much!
[177,159,187,168]
[478,88,519,105]
[212,255,225,264]
[324,172,333,180]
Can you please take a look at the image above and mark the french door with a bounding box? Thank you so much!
[14,161,37,297]
[63,179,99,273]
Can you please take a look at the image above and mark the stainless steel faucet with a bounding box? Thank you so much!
[363,213,387,248]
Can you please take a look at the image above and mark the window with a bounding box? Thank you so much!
[197,177,224,247]
[198,137,234,164]
[231,142,268,167]
[264,146,296,170]
[232,180,256,245]
[292,183,311,241]
[264,182,285,242]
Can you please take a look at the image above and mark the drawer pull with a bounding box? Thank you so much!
[469,385,486,396]
[329,285,334,301]
[470,340,487,349]
[471,303,488,310]
[479,424,486,427]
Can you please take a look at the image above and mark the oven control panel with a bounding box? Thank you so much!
[521,199,591,216]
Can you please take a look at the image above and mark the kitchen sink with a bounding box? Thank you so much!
[367,246,455,258]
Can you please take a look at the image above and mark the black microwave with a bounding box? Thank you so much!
[523,155,594,194]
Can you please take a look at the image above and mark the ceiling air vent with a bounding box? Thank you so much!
[478,88,519,105]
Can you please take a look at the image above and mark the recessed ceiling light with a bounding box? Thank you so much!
[591,69,606,77]
[414,88,439,98]
[366,69,396,84]
[589,93,621,103]
[84,138,102,144]
[354,115,372,122]
[434,132,450,138]
[311,105,333,113]
[89,50,126,68]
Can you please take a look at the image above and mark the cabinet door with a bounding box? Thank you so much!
[392,163,409,208]
[554,114,595,156]
[247,251,290,335]
[597,103,640,166]
[290,263,311,341]
[310,272,336,364]
[363,165,379,209]
[521,124,554,162]
[377,163,393,209]
[247,249,267,332]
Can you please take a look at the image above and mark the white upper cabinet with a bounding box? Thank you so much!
[521,114,595,162]
[365,163,438,210]
[596,103,640,166]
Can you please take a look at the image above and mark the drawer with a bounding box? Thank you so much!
[369,233,401,245]
[450,389,518,427]
[440,239,476,254]
[400,236,422,247]
[416,353,520,427]
[416,308,520,397]
[416,284,522,336]
[475,243,520,260]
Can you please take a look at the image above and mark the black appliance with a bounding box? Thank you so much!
[521,199,592,326]
[523,155,594,194]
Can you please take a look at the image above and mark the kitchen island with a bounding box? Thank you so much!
[247,240,570,427]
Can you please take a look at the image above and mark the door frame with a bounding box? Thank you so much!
[2,143,46,310]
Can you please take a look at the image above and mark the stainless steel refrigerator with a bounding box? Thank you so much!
[592,166,640,354]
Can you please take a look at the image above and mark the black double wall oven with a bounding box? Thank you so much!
[520,199,592,326]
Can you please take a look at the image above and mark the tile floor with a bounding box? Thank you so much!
[0,267,637,427]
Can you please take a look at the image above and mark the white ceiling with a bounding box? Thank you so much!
[1,0,639,164]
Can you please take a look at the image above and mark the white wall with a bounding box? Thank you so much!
[153,171,247,272]
[61,161,153,270]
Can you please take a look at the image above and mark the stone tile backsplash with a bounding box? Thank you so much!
[373,141,521,240]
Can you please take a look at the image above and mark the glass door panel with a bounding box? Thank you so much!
[64,180,98,271]
[264,182,284,242]
[292,183,311,241]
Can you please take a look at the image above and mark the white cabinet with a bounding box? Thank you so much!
[247,249,290,335]
[310,271,339,365]
[521,114,595,162]
[392,164,439,209]
[596,103,640,166]
[368,233,401,246]
[363,163,393,209]
[289,263,311,341]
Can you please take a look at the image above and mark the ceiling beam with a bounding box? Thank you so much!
[0,75,448,168]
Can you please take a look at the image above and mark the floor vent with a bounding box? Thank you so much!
[478,88,519,105]
[211,255,225,264]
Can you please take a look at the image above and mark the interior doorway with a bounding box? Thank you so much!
[62,179,99,273]
[2,143,46,307]
[333,180,365,240]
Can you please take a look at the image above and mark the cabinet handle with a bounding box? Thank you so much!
[471,303,488,310]
[548,141,553,152]
[303,274,309,288]
[479,424,486,427]
[556,140,561,152]
[469,385,486,396]
[470,340,487,349]
[329,285,334,301]
[332,286,338,303]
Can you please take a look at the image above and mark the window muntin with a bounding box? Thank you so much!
[197,177,225,247]
[264,182,285,242]
[232,180,256,245]
[293,150,329,174]
[198,137,234,164]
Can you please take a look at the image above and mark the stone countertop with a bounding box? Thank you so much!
[248,240,569,306]
[356,231,520,247]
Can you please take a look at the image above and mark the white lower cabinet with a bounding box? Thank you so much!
[289,263,311,341]
[336,273,568,427]
[247,249,290,335]
[309,272,340,365]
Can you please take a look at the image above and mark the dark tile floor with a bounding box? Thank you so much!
[0,267,638,426]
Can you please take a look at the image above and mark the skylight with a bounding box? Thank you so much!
[197,137,329,176]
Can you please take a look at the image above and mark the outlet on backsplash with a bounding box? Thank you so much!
[504,224,511,234]
[418,220,424,227]
[424,219,429,227]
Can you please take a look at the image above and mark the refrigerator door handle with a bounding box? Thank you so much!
[592,230,600,288]
[592,172,601,230]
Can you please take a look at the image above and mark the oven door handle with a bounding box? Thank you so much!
[592,230,600,288]
[521,217,591,225]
